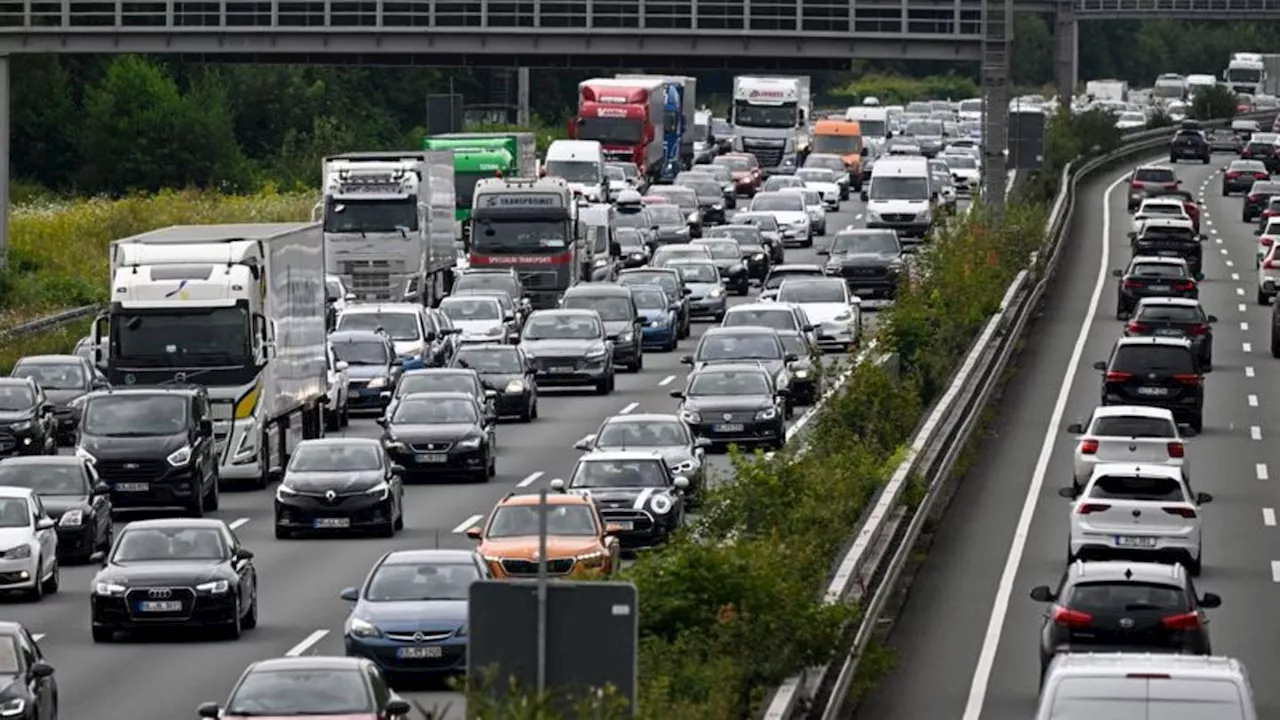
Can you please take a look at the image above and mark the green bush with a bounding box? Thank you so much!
[1192,85,1239,121]
[1021,108,1123,204]
[834,73,980,105]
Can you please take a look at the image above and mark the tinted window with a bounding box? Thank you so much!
[290,443,382,472]
[571,460,668,488]
[1134,168,1177,183]
[831,232,898,254]
[765,270,822,289]
[1135,305,1202,322]
[397,374,477,397]
[671,263,719,283]
[453,347,523,373]
[113,526,227,561]
[1088,475,1186,502]
[751,194,804,212]
[332,341,389,366]
[1091,416,1176,437]
[562,296,633,322]
[0,464,88,495]
[82,395,186,436]
[1065,582,1189,613]
[12,362,86,390]
[777,281,846,304]
[366,561,479,601]
[724,309,799,331]
[689,371,771,396]
[1139,203,1184,216]
[1111,345,1195,374]
[696,334,782,361]
[393,398,478,424]
[0,386,33,412]
[337,312,420,341]
[522,314,602,340]
[229,669,373,715]
[1130,263,1186,279]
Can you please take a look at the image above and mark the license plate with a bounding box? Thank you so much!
[1157,251,1179,256]
[416,453,448,463]
[1136,386,1170,396]
[313,517,351,529]
[397,646,443,659]
[137,600,182,612]
[713,423,744,433]
[1145,285,1170,292]
[551,366,575,374]
[1155,328,1182,336]
[1115,535,1157,548]
[115,483,149,492]
[612,521,634,530]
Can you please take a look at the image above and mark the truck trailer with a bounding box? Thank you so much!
[575,77,666,182]
[90,223,330,488]
[615,74,698,170]
[422,132,538,228]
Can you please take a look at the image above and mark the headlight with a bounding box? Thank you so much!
[347,617,383,639]
[687,212,700,223]
[9,420,31,432]
[795,369,810,379]
[576,549,608,563]
[680,409,701,424]
[672,459,697,473]
[650,494,674,514]
[756,407,778,420]
[4,545,30,560]
[59,509,84,526]
[364,481,390,500]
[457,437,483,450]
[867,211,881,222]
[753,253,766,261]
[75,446,96,464]
[775,371,789,388]
[505,380,525,393]
[367,377,388,389]
[630,252,645,260]
[916,209,932,221]
[275,484,298,502]
[0,699,24,717]
[708,287,724,298]
[594,257,609,267]
[196,579,231,594]
[95,582,126,596]
[618,331,635,343]
[166,445,192,467]
[586,348,608,360]
[651,314,669,326]
[834,311,852,321]
[712,203,723,211]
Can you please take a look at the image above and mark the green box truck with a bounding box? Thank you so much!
[423,133,538,228]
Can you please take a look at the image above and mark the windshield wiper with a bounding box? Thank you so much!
[95,431,165,438]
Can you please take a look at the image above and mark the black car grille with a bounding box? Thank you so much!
[533,356,587,371]
[842,265,889,278]
[97,459,167,482]
[347,379,370,390]
[0,431,16,453]
[600,509,655,531]
[711,411,757,423]
[881,214,915,223]
[742,141,784,167]
[124,587,196,621]
[410,442,454,452]
[292,489,368,505]
[501,558,574,575]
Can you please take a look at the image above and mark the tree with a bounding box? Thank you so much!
[1192,84,1238,121]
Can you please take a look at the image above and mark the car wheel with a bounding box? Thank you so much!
[520,401,534,423]
[1187,551,1203,576]
[206,472,220,511]
[41,559,58,595]
[340,404,350,427]
[1222,186,1229,196]
[1191,414,1204,433]
[630,353,644,373]
[187,488,204,518]
[225,598,243,640]
[596,376,612,395]
[1259,288,1270,306]
[91,626,113,643]
[27,558,43,602]
[488,455,497,479]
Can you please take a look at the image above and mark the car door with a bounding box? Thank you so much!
[191,395,214,483]
[28,497,54,574]
[16,629,49,719]
[83,461,110,546]
[227,528,255,609]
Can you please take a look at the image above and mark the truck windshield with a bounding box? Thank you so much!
[857,120,887,137]
[1228,67,1263,83]
[455,173,488,210]
[110,307,252,366]
[472,219,569,254]
[577,118,644,145]
[544,161,601,184]
[870,177,930,201]
[733,101,798,129]
[324,198,418,234]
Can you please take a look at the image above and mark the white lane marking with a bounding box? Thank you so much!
[855,214,863,220]
[1250,394,1260,407]
[1252,425,1263,440]
[1265,508,1276,527]
[1223,248,1231,256]
[1242,321,1251,331]
[1225,259,1234,267]
[1206,219,1214,226]
[1244,342,1253,353]
[1215,236,1223,244]
[1258,463,1270,480]
[286,630,329,657]
[31,634,44,642]
[960,171,1127,720]
[452,514,483,533]
[1237,287,1245,295]
[1232,273,1241,281]
[1240,303,1248,312]
[620,402,639,414]
[1247,366,1256,378]
[229,517,249,530]
[1271,561,1280,582]
[658,375,675,387]
[518,471,544,488]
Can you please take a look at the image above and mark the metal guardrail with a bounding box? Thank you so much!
[762,109,1276,720]
[0,304,100,341]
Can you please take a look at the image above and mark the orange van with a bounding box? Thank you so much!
[811,119,866,190]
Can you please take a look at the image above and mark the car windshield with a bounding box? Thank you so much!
[337,312,420,341]
[630,288,667,308]
[763,177,803,191]
[689,371,771,396]
[647,205,685,224]
[604,166,626,181]
[332,341,389,366]
[832,232,898,254]
[365,561,480,602]
[112,526,227,562]
[0,639,18,674]
[0,498,29,528]
[228,669,373,715]
[777,334,808,356]
[1134,168,1176,183]
[943,155,977,169]
[751,194,803,212]
[806,156,845,172]
[691,242,736,260]
[1112,345,1195,374]
[682,181,721,198]
[82,395,186,436]
[778,281,846,304]
[1088,474,1187,502]
[454,275,519,298]
[672,263,719,283]
[1138,204,1184,216]
[724,309,797,331]
[1130,263,1186,279]
[869,176,930,201]
[737,214,779,231]
[12,362,85,390]
[290,443,382,472]
[486,504,598,537]
[453,348,523,373]
[0,464,87,496]
[797,169,836,183]
[609,163,639,179]
[616,229,645,250]
[905,120,943,136]
[788,189,821,205]
[393,398,478,424]
[0,386,32,413]
[1135,305,1202,322]
[440,298,502,322]
[697,334,782,360]
[397,374,477,397]
[544,160,600,184]
[620,273,677,296]
[522,314,602,340]
[765,271,821,289]
[655,247,708,264]
[596,419,687,447]
[1091,415,1176,438]
[707,228,761,245]
[572,460,668,488]
[1067,581,1189,612]
[714,156,750,171]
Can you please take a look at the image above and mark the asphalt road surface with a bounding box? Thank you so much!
[856,156,1276,720]
[1,194,899,720]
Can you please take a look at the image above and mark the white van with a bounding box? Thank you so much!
[544,140,609,204]
[578,203,619,281]
[1036,653,1257,720]
[862,156,934,239]
[846,106,890,143]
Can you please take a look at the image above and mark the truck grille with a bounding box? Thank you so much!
[97,459,167,482]
[842,265,888,279]
[881,214,915,223]
[517,270,560,290]
[341,260,407,299]
[501,558,574,575]
[742,140,785,168]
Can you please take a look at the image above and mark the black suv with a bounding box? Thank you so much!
[1093,337,1205,432]
[0,378,56,456]
[74,387,220,516]
[1168,128,1210,163]
[1128,221,1203,279]
[1113,256,1198,318]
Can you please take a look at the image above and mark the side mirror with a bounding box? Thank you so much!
[574,435,595,450]
[234,547,254,560]
[1092,360,1107,371]
[1111,269,1123,277]
[1057,486,1079,499]
[465,526,483,540]
[504,314,515,323]
[339,586,359,602]
[816,248,830,255]
[669,389,684,399]
[673,476,690,490]
[1199,234,1209,241]
[28,660,53,679]
[35,518,54,531]
[1182,426,1199,438]
[860,146,868,156]
[385,699,413,717]
[40,403,54,414]
[549,478,566,492]
[1029,586,1056,603]
[785,353,799,362]
[683,287,693,296]
[344,292,357,301]
[694,437,712,448]
[1126,231,1137,240]
[391,357,404,367]
[1255,228,1263,235]
[1208,314,1218,323]
[859,190,868,202]
[609,241,622,256]
[375,417,387,427]
[390,464,405,476]
[680,355,694,365]
[335,360,350,372]
[1196,491,1214,504]
[93,482,110,495]
[1066,422,1084,434]
[485,389,498,399]
[197,702,221,719]
[776,388,791,397]
[1199,592,1223,609]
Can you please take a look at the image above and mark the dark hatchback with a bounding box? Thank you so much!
[1124,298,1216,369]
[330,330,401,413]
[560,285,646,373]
[551,452,688,549]
[642,203,693,246]
[1128,221,1203,279]
[275,438,404,538]
[690,238,751,295]
[703,225,775,280]
[1241,139,1280,173]
[518,309,616,394]
[1113,256,1198,318]
[1030,560,1218,679]
[385,368,496,424]
[1168,128,1210,163]
[0,379,56,458]
[1242,180,1280,222]
[673,363,787,449]
[674,176,728,225]
[10,354,104,445]
[1094,337,1205,432]
[0,456,112,563]
[380,392,495,482]
[0,623,56,720]
[615,227,652,269]
[449,344,538,422]
[818,228,908,299]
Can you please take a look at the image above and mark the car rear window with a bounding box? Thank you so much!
[1134,168,1176,183]
[1066,581,1189,613]
[1173,130,1202,141]
[1252,182,1280,194]
[1134,305,1201,322]
[1139,204,1184,216]
[1088,474,1187,502]
[1130,263,1186,279]
[1247,142,1274,153]
[1092,416,1176,438]
[1111,345,1195,374]
[1231,161,1265,172]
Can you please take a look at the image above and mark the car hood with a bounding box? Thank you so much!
[683,395,775,412]
[769,211,809,225]
[39,495,91,519]
[392,340,425,357]
[731,171,754,181]
[481,537,603,558]
[80,432,186,459]
[346,365,392,381]
[283,470,386,493]
[452,319,505,338]
[909,135,943,145]
[97,560,225,586]
[795,302,852,324]
[656,224,689,235]
[0,410,34,424]
[601,320,634,338]
[356,598,467,632]
[522,339,606,355]
[472,372,523,391]
[832,251,900,265]
[685,281,722,296]
[0,528,33,551]
[806,182,840,194]
[739,243,768,256]
[45,388,87,406]
[387,423,481,442]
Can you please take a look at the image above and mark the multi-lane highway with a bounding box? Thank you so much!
[858,155,1278,718]
[1,197,885,719]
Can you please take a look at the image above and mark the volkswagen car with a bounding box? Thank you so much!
[666,260,728,321]
[672,364,788,450]
[380,392,495,482]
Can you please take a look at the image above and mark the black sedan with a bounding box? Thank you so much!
[0,622,56,719]
[1113,256,1199,318]
[692,239,751,295]
[10,354,104,445]
[733,212,787,263]
[1124,297,1216,369]
[450,343,539,422]
[818,228,908,300]
[643,203,694,245]
[274,438,404,538]
[776,330,822,405]
[615,228,652,269]
[675,176,728,225]
[1243,180,1280,222]
[0,456,111,563]
[550,451,688,549]
[90,518,258,641]
[380,391,495,482]
[672,363,787,450]
[705,225,776,280]
[385,368,496,425]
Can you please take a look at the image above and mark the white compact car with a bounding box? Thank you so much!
[1256,216,1280,267]
[0,487,58,600]
[1131,197,1191,234]
[794,168,842,211]
[1066,406,1190,489]
[937,153,981,194]
[1258,243,1280,305]
[1061,463,1210,575]
[748,192,813,247]
[437,295,513,344]
[780,187,827,236]
[774,278,861,352]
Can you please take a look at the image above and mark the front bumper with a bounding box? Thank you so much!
[1069,529,1199,565]
[0,555,39,591]
[92,587,238,630]
[598,508,676,549]
[100,464,204,510]
[532,358,611,387]
[641,323,678,348]
[386,442,489,476]
[815,322,857,351]
[492,389,533,417]
[867,220,931,238]
[687,295,728,318]
[347,383,392,411]
[688,417,786,446]
[609,339,641,366]
[743,254,770,280]
[275,493,396,532]
[346,634,467,676]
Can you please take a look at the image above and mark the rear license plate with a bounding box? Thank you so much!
[1155,328,1182,336]
[115,483,149,492]
[1136,386,1170,396]
[1115,535,1157,548]
[397,646,443,659]
[313,517,351,529]
[416,454,448,463]
[713,423,744,433]
[1146,285,1170,292]
[137,600,182,612]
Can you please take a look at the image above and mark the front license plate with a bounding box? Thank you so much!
[313,517,351,529]
[1115,535,1157,548]
[1136,386,1170,396]
[552,366,575,374]
[416,453,448,463]
[137,600,182,612]
[397,646,443,659]
[713,423,744,433]
[1157,251,1179,256]
[115,482,149,492]
[612,521,635,530]
[1145,285,1170,292]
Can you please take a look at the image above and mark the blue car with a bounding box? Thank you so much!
[629,284,679,352]
[340,549,490,678]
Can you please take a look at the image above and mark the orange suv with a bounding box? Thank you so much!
[466,492,621,579]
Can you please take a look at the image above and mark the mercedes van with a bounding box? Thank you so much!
[544,140,609,204]
[862,156,935,239]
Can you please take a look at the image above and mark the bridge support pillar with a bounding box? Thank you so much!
[980,0,1013,211]
[0,54,8,269]
[517,67,531,127]
[1055,3,1078,109]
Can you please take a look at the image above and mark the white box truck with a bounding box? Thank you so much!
[91,223,330,488]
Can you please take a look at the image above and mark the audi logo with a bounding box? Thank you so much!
[147,588,172,599]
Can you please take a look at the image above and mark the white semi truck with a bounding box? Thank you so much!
[1225,54,1266,95]
[318,151,457,305]
[90,223,330,488]
[730,75,812,175]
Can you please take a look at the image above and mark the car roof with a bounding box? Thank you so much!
[1114,336,1193,348]
[296,437,382,448]
[1090,405,1176,420]
[0,622,26,636]
[441,294,501,304]
[577,450,668,462]
[1135,163,1176,171]
[85,386,200,398]
[530,308,603,319]
[1064,559,1185,585]
[401,368,478,378]
[342,303,421,314]
[601,413,682,424]
[1045,653,1245,678]
[693,362,771,375]
[399,390,478,402]
[768,264,824,274]
[499,492,593,507]
[0,378,34,387]
[250,656,370,673]
[1135,297,1200,308]
[0,455,86,467]
[328,330,389,343]
[0,486,35,499]
[12,355,83,365]
[728,303,794,313]
[1089,463,1186,480]
[121,517,227,530]
[382,549,477,565]
[703,325,781,336]
[1130,255,1188,266]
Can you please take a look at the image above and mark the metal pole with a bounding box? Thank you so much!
[536,488,548,696]
[517,67,531,127]
[1055,1,1077,112]
[0,55,9,270]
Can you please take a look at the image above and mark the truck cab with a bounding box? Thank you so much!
[811,119,867,191]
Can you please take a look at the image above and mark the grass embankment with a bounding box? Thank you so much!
[3,191,314,329]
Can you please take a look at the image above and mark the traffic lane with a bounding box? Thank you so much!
[854,171,1115,719]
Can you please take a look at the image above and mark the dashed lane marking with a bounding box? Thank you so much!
[1237,287,1246,296]
[286,630,329,657]
[229,517,249,530]
[1242,321,1251,331]
[1232,273,1241,281]
[451,514,483,533]
[1226,259,1233,267]
[658,375,675,387]
[1252,425,1263,441]
[1265,508,1276,527]
[1247,366,1256,378]
[620,402,639,414]
[1250,394,1260,407]
[1244,342,1253,353]
[1257,463,1270,481]
[518,471,544,488]
[1240,303,1248,312]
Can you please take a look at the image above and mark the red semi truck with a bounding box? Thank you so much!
[574,77,665,183]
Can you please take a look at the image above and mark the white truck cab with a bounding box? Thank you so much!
[544,140,609,204]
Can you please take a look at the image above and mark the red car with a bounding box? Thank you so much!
[713,152,764,197]
[199,657,412,720]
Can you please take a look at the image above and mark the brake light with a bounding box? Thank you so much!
[1163,183,1178,191]
[1187,323,1209,336]
[1173,280,1196,291]
[1105,371,1134,382]
[1160,611,1201,630]
[1123,279,1143,289]
[1174,373,1201,385]
[1131,180,1144,189]
[1263,237,1275,247]
[1250,193,1262,202]
[1260,173,1272,180]
[1077,503,1112,514]
[1167,441,1185,458]
[1080,439,1099,454]
[1226,171,1240,178]
[1266,259,1280,269]
[1052,606,1094,627]
[1127,321,1150,333]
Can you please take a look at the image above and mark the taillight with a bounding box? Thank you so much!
[1127,321,1150,333]
[1080,439,1099,454]
[1173,280,1196,291]
[1266,259,1280,269]
[1160,612,1201,630]
[1187,323,1209,336]
[1052,606,1094,627]
[1163,506,1197,518]
[1105,371,1134,382]
[1174,373,1201,385]
[1123,279,1143,288]
[1130,181,1143,189]
[1163,183,1178,191]
[1226,171,1240,178]
[1263,237,1275,247]
[1077,503,1111,515]
[1167,441,1185,458]
[1260,173,1272,180]
[1250,193,1262,202]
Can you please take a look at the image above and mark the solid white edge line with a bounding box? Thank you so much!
[285,629,330,657]
[620,402,639,415]
[1258,463,1270,481]
[451,514,483,533]
[1264,508,1276,527]
[518,471,544,488]
[228,517,249,530]
[960,171,1125,720]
